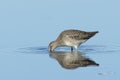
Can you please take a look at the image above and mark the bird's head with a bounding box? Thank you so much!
[49,41,58,52]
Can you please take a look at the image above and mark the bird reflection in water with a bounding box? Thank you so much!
[49,51,99,69]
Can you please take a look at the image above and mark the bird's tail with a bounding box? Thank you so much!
[82,31,98,39]
[82,59,99,66]
[94,31,99,34]
[87,31,99,38]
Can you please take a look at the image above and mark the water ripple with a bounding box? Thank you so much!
[18,46,49,54]
[18,45,120,54]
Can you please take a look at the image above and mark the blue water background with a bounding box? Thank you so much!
[0,0,120,80]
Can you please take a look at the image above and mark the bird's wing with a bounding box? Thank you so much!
[57,30,97,41]
[66,30,96,40]
[65,31,85,40]
[66,34,81,40]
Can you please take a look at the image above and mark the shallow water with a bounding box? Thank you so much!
[0,45,120,80]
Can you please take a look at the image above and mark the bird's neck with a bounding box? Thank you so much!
[55,40,64,47]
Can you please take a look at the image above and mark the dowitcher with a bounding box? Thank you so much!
[49,29,98,52]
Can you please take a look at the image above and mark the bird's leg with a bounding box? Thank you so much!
[71,47,74,52]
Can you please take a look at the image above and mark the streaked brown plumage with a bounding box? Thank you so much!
[49,29,98,52]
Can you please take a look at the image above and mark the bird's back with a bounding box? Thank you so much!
[57,29,98,41]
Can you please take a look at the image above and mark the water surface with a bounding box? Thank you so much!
[0,45,120,80]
